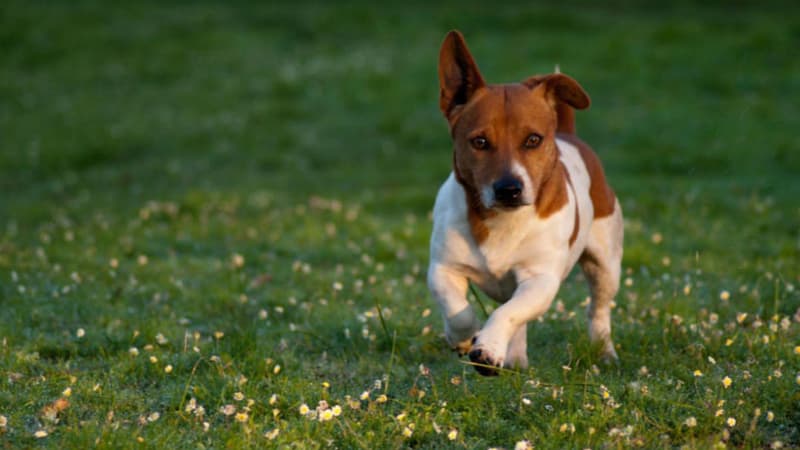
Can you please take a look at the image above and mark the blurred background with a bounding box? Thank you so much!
[1,2,799,447]
[4,1,798,218]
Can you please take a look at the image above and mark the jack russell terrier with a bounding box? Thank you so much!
[428,31,623,376]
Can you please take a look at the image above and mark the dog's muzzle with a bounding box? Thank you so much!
[492,175,524,207]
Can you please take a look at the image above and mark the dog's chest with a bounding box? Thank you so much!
[470,210,562,300]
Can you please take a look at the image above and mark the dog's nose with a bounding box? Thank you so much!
[493,176,523,205]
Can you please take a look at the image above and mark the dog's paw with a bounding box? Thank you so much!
[445,321,480,356]
[450,336,475,356]
[505,350,528,370]
[468,344,504,376]
[599,345,619,366]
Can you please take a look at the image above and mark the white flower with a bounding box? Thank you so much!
[298,404,310,416]
[515,440,533,450]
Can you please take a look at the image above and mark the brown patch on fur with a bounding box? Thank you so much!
[555,102,576,134]
[523,74,589,135]
[565,171,580,247]
[453,153,495,244]
[558,133,616,218]
[439,31,486,122]
[535,160,569,219]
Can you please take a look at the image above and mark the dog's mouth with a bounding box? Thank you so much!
[481,194,532,211]
[492,199,529,210]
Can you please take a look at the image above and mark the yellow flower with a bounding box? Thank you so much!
[559,423,575,433]
[515,440,533,450]
[273,364,281,375]
[233,392,244,402]
[269,394,278,405]
[235,411,248,423]
[794,346,800,355]
[62,387,72,397]
[767,411,774,422]
[402,426,413,438]
[684,416,697,427]
[722,376,732,389]
[736,313,747,324]
[693,370,703,377]
[359,391,370,401]
[298,404,310,416]
[725,338,734,346]
[726,417,736,427]
[448,429,458,440]
[231,253,245,268]
[720,291,730,301]
[265,428,279,440]
[34,430,48,438]
[376,394,388,403]
[319,409,334,422]
[331,405,342,417]
[164,364,173,374]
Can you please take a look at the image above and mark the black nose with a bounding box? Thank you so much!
[493,176,523,205]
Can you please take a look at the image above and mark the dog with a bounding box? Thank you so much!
[428,31,623,376]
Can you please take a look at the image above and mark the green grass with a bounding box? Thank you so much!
[2,1,799,448]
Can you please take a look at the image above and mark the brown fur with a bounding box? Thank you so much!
[453,152,496,244]
[565,170,580,247]
[557,133,616,218]
[438,31,596,243]
[555,102,576,134]
[534,160,569,218]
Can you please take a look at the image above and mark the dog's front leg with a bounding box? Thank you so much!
[469,273,560,375]
[428,264,480,355]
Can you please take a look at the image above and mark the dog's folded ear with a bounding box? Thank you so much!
[439,30,486,121]
[523,74,591,110]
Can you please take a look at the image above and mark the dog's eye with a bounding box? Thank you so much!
[524,133,543,149]
[470,136,489,150]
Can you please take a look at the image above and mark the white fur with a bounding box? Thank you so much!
[480,185,495,209]
[511,160,534,205]
[428,138,622,371]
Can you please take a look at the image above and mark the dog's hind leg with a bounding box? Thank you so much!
[579,200,623,363]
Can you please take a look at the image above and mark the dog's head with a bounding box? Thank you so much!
[439,30,590,211]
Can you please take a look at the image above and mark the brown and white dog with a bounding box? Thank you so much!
[428,31,623,376]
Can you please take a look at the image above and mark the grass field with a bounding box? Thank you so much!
[2,1,799,448]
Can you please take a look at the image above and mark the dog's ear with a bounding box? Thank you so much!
[439,30,486,120]
[523,73,590,110]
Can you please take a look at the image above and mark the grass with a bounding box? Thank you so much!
[1,1,799,448]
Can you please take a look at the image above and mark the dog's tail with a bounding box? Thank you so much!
[553,64,577,134]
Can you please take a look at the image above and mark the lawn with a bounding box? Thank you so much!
[1,1,799,448]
